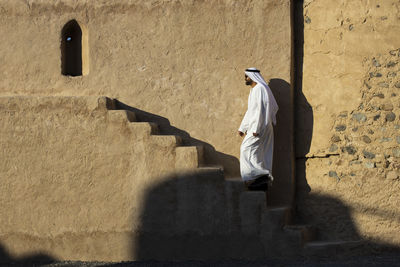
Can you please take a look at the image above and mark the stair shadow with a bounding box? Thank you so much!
[0,243,55,266]
[115,77,295,207]
[114,100,240,177]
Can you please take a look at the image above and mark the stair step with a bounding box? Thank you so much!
[283,224,316,244]
[97,96,116,110]
[150,135,182,147]
[129,122,159,136]
[262,206,292,230]
[305,240,363,248]
[195,165,224,172]
[225,177,242,182]
[175,146,204,170]
[198,166,224,173]
[192,166,225,181]
[107,109,136,123]
[304,240,364,257]
[224,178,246,193]
[125,110,136,122]
[224,177,245,229]
[174,166,225,184]
[239,191,267,235]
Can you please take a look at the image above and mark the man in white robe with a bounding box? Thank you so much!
[238,68,278,191]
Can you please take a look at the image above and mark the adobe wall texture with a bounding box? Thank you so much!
[0,96,221,261]
[0,0,295,261]
[0,96,177,261]
[0,0,293,183]
[296,0,400,245]
[0,97,302,261]
[3,0,400,261]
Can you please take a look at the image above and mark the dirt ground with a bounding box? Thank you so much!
[2,252,400,267]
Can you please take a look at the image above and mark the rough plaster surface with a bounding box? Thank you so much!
[0,0,292,181]
[1,0,399,260]
[298,0,400,156]
[0,0,297,261]
[0,96,304,261]
[296,0,400,246]
[0,96,175,260]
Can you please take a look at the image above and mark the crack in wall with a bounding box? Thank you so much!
[24,0,31,10]
[296,153,340,160]
[303,0,315,9]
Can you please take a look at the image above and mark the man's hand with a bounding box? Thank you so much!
[253,133,259,137]
[238,131,245,137]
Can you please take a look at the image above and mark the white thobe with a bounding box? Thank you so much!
[239,83,274,182]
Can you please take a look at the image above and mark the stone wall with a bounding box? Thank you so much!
[296,0,400,245]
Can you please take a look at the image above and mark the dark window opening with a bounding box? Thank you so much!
[61,20,82,76]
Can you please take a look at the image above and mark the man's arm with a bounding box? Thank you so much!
[248,85,264,136]
[238,110,249,137]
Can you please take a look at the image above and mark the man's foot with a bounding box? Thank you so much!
[246,175,269,191]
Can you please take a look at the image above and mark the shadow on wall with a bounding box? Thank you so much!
[0,244,55,265]
[114,100,240,177]
[294,194,400,254]
[293,0,313,189]
[294,0,314,152]
[300,193,362,241]
[268,78,295,207]
[293,0,313,220]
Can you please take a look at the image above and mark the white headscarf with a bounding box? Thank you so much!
[245,67,279,125]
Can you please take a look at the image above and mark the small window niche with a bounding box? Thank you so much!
[61,20,89,76]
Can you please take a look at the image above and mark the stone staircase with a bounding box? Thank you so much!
[0,95,366,261]
[104,96,337,259]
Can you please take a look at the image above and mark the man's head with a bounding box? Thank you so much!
[244,67,279,126]
[244,68,260,87]
[245,74,254,86]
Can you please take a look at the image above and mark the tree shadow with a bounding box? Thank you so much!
[296,194,400,258]
[132,172,400,260]
[132,171,240,260]
[132,169,288,260]
[114,100,240,178]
